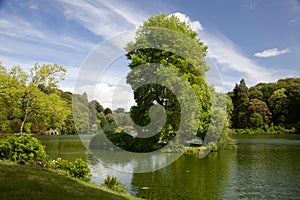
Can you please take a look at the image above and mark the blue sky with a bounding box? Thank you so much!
[0,0,299,108]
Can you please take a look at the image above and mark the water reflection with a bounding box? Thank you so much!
[90,150,181,173]
[130,151,236,199]
[37,135,300,199]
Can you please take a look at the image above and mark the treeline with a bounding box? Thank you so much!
[0,63,120,135]
[228,78,300,133]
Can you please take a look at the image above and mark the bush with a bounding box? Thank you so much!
[89,133,112,150]
[48,158,91,182]
[103,125,116,135]
[160,141,184,153]
[0,135,48,163]
[103,175,126,193]
[217,131,236,150]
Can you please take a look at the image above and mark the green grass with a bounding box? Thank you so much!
[0,161,139,200]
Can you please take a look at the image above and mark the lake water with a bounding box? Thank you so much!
[37,134,300,199]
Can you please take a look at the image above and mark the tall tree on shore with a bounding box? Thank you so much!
[125,13,211,143]
[232,79,249,128]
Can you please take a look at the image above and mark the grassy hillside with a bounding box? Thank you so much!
[0,161,138,200]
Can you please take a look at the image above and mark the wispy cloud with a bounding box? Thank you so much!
[0,17,46,40]
[59,0,147,38]
[254,48,290,58]
[172,12,274,88]
[243,1,259,10]
[202,32,273,85]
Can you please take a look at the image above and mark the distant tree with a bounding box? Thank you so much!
[249,89,263,100]
[285,85,300,125]
[268,88,288,125]
[231,79,249,128]
[248,99,272,125]
[104,108,113,115]
[114,108,125,113]
[251,82,277,102]
[249,112,264,128]
[72,94,90,133]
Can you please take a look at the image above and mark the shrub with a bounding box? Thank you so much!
[103,175,126,193]
[103,125,116,135]
[0,135,48,163]
[209,142,219,152]
[89,133,112,150]
[160,141,184,153]
[217,131,236,150]
[48,158,91,182]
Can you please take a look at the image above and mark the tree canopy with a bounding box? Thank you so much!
[229,78,300,132]
[125,13,212,147]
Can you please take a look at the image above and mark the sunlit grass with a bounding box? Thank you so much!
[0,161,139,200]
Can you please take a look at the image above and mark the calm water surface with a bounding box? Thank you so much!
[37,135,300,199]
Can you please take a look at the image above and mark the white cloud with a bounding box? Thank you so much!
[171,12,203,32]
[59,0,146,38]
[254,48,291,58]
[75,81,135,110]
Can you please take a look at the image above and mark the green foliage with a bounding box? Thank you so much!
[249,89,263,100]
[249,112,264,128]
[90,131,160,152]
[0,135,48,163]
[0,63,70,135]
[230,126,295,135]
[232,79,249,128]
[103,124,116,135]
[103,175,126,193]
[268,88,288,125]
[160,141,184,153]
[184,146,209,155]
[23,123,32,134]
[125,13,211,146]
[217,131,236,150]
[248,99,272,124]
[89,133,112,150]
[229,77,300,132]
[48,158,91,182]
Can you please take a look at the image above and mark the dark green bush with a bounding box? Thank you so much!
[103,175,126,193]
[103,125,116,135]
[48,158,91,182]
[0,135,48,163]
[89,133,112,150]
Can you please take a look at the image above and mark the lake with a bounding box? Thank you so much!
[37,134,300,199]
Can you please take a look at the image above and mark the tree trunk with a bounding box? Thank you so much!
[20,98,30,135]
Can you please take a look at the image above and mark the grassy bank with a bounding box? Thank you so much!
[0,161,139,200]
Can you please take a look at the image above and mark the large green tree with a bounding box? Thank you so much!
[0,63,70,135]
[125,14,211,143]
